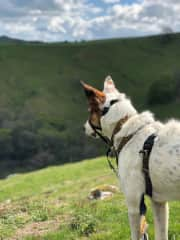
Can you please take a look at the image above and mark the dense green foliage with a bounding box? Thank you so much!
[147,73,177,105]
[0,33,180,174]
[0,157,179,239]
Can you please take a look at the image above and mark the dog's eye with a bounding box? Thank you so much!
[102,99,119,116]
[102,107,109,115]
[110,99,119,106]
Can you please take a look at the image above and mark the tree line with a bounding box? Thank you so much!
[0,109,103,175]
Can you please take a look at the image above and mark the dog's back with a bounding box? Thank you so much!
[150,120,180,201]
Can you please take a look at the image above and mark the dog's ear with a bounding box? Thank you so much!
[103,75,117,94]
[80,81,106,105]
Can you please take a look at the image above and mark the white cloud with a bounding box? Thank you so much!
[48,17,66,33]
[102,0,121,4]
[0,0,179,41]
[91,0,180,38]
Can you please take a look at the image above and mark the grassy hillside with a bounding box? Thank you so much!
[0,157,179,239]
[0,33,180,173]
[1,34,180,116]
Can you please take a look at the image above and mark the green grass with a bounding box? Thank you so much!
[0,156,179,239]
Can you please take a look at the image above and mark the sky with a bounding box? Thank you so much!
[0,0,179,42]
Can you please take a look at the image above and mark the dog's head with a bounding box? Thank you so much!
[81,76,137,138]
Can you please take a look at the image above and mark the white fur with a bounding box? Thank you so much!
[84,77,180,240]
[84,121,95,136]
[100,93,137,139]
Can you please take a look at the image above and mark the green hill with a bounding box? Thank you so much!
[0,33,180,174]
[0,156,179,239]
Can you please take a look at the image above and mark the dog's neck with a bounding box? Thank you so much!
[115,112,155,138]
[100,98,137,139]
[113,111,162,150]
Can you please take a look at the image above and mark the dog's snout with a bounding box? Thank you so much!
[83,121,97,137]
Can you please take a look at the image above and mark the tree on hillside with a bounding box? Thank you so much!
[161,25,174,35]
[160,25,174,44]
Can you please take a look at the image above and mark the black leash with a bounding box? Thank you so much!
[89,121,119,176]
[88,99,121,176]
[106,147,119,177]
[88,121,112,146]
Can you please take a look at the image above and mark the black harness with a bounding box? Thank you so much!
[140,133,157,197]
[139,133,157,226]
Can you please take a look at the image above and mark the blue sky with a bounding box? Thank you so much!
[0,0,179,42]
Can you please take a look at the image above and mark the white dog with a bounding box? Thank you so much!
[81,76,180,240]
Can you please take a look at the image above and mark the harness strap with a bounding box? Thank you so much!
[140,194,147,216]
[111,116,129,141]
[140,134,157,197]
[117,134,134,154]
[116,123,150,156]
[89,116,129,176]
[106,116,130,175]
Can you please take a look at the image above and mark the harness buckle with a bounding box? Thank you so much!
[139,149,148,158]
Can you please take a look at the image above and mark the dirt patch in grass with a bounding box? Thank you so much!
[11,218,60,240]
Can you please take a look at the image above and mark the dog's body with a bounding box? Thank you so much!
[115,112,180,202]
[82,76,180,240]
